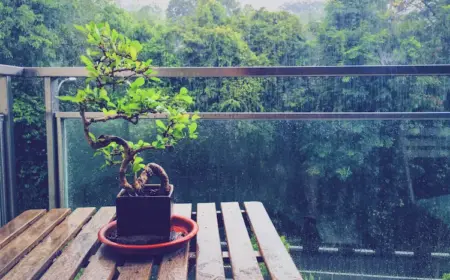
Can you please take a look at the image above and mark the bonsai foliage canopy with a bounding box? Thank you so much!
[59,22,199,195]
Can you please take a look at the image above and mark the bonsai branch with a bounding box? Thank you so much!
[80,107,135,192]
[133,144,172,154]
[134,163,170,194]
[88,114,140,125]
[119,157,134,192]
[87,108,158,126]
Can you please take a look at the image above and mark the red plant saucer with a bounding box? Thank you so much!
[98,214,198,255]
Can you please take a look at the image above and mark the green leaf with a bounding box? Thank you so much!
[99,88,110,102]
[80,55,93,67]
[111,29,118,42]
[155,120,166,130]
[130,46,137,60]
[188,122,198,134]
[174,123,186,131]
[130,41,143,52]
[74,24,85,32]
[103,22,111,36]
[131,77,145,88]
[134,157,144,164]
[173,129,184,139]
[180,87,188,95]
[86,65,99,77]
[179,114,190,124]
[191,114,200,121]
[156,142,165,149]
[102,148,111,157]
[176,94,193,104]
[137,140,144,147]
[107,102,117,109]
[88,132,96,141]
[127,103,140,110]
[57,96,78,102]
[132,157,145,173]
[74,89,87,103]
[102,108,117,116]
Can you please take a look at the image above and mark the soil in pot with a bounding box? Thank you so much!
[106,228,185,245]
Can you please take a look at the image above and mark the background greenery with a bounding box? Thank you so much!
[2,0,450,278]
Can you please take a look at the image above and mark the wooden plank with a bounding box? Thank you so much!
[0,209,70,278]
[80,244,117,280]
[191,209,246,217]
[0,209,46,250]
[221,202,263,280]
[118,261,152,280]
[40,207,116,280]
[157,204,192,280]
[196,203,225,280]
[189,251,262,260]
[244,202,302,280]
[3,208,96,280]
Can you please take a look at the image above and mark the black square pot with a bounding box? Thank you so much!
[116,184,173,241]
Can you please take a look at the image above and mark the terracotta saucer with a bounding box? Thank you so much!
[98,214,198,255]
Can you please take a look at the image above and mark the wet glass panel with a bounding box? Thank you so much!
[58,76,450,114]
[64,117,450,279]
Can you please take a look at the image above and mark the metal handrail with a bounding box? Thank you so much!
[2,64,450,77]
[0,65,23,76]
[56,111,450,120]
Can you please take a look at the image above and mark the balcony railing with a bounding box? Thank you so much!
[1,63,450,217]
[3,64,450,278]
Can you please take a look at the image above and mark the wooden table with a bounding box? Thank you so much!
[0,202,302,280]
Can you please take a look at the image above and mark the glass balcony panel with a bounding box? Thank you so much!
[58,76,450,113]
[64,117,450,279]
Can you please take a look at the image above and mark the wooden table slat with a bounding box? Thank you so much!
[244,202,302,280]
[117,261,153,280]
[40,207,116,280]
[80,244,117,280]
[0,209,71,278]
[196,203,225,280]
[3,208,96,280]
[0,202,298,280]
[221,202,263,280]
[0,209,46,250]
[157,203,192,280]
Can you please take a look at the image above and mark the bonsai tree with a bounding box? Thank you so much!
[60,22,199,196]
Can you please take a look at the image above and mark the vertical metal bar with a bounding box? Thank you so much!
[56,117,67,207]
[0,77,17,220]
[44,78,60,209]
[0,115,7,225]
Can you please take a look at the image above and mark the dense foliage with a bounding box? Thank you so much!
[2,0,450,276]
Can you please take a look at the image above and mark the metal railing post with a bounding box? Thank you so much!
[56,117,67,207]
[0,115,6,225]
[0,77,17,220]
[44,78,60,209]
